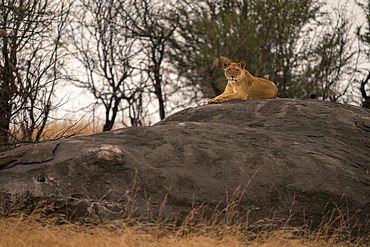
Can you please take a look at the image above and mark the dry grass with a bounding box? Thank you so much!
[1,182,368,246]
[0,211,367,247]
[31,120,99,141]
[2,121,100,152]
[11,120,127,142]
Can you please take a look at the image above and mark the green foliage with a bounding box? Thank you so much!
[357,0,370,57]
[170,0,355,101]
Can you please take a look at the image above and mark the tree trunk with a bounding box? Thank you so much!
[0,89,11,147]
[103,97,121,131]
[154,65,165,120]
[156,86,165,120]
[0,40,16,148]
[360,72,370,109]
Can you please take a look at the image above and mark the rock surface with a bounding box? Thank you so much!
[0,99,369,231]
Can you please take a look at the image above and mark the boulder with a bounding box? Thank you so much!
[0,99,369,232]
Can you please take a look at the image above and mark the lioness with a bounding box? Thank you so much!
[208,61,278,104]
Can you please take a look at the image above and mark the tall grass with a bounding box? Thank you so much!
[13,120,130,142]
[1,188,368,247]
[23,120,99,141]
[1,213,367,247]
[1,121,103,152]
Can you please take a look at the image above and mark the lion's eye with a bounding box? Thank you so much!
[236,69,239,72]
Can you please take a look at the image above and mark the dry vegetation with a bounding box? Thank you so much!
[0,207,368,247]
[27,120,127,141]
[37,121,97,140]
[7,121,102,150]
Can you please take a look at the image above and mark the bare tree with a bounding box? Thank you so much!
[122,0,179,120]
[68,0,144,130]
[356,0,370,108]
[0,0,72,150]
[300,5,358,102]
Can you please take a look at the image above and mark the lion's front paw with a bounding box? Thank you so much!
[208,98,223,104]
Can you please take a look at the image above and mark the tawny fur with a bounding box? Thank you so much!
[208,61,278,104]
[211,56,230,70]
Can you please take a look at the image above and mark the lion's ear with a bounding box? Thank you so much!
[224,62,229,69]
[238,61,246,70]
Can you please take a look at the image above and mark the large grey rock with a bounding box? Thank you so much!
[0,99,369,232]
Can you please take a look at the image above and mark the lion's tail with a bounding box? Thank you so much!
[211,56,230,70]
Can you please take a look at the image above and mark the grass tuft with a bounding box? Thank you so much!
[1,214,368,247]
[1,194,368,247]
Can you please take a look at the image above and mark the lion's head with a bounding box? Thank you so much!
[224,61,246,83]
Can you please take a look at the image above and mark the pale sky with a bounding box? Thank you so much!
[326,0,367,26]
